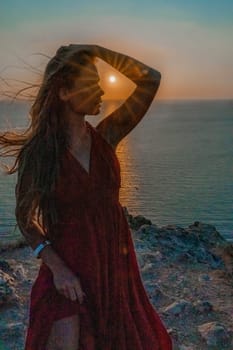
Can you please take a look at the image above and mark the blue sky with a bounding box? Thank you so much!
[1,0,233,26]
[1,1,232,99]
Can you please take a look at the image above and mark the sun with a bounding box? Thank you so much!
[109,75,117,83]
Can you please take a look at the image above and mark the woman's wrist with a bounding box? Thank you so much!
[33,240,51,258]
[39,244,67,274]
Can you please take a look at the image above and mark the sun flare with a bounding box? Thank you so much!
[109,75,117,83]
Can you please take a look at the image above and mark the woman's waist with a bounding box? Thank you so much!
[56,197,120,220]
[57,187,119,206]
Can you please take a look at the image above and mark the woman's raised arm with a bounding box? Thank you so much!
[94,45,161,149]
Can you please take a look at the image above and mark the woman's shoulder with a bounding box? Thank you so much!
[90,121,117,152]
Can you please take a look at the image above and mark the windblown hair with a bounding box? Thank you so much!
[0,48,94,240]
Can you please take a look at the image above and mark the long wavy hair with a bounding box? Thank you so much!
[0,47,94,240]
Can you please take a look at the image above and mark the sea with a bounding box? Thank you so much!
[0,99,232,245]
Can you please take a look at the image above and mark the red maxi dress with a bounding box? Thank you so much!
[25,121,173,350]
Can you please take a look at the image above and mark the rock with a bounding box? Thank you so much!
[188,222,226,246]
[0,339,8,349]
[140,262,156,279]
[134,225,159,247]
[12,264,27,280]
[175,252,194,263]
[0,260,14,274]
[195,248,224,268]
[123,207,152,230]
[151,291,173,308]
[144,281,161,295]
[194,300,213,313]
[141,251,164,264]
[220,245,233,275]
[1,320,25,342]
[132,216,152,230]
[209,253,225,269]
[132,219,228,273]
[153,250,164,261]
[0,270,17,306]
[167,327,179,341]
[151,287,164,300]
[198,274,212,282]
[162,299,194,316]
[133,238,152,253]
[198,321,232,347]
[144,281,170,305]
[1,320,24,337]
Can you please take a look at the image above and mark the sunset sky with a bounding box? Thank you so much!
[1,0,232,100]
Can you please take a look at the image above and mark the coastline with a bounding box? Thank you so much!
[0,209,233,349]
[1,99,233,246]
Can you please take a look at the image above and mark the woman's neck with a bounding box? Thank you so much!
[63,105,89,147]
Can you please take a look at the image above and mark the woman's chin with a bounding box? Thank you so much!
[91,105,101,115]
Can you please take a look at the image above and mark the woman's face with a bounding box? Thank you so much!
[60,62,104,115]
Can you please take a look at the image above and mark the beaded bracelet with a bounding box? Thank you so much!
[33,240,51,259]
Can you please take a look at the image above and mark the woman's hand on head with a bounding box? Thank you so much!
[52,264,86,304]
[57,44,98,58]
[69,44,96,52]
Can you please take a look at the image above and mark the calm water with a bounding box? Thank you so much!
[0,99,232,244]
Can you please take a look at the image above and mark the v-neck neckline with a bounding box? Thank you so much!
[67,121,94,177]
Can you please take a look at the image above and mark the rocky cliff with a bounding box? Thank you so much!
[0,210,232,349]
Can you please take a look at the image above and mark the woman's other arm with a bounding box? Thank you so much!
[15,172,86,302]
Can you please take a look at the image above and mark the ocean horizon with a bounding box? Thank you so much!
[0,98,232,245]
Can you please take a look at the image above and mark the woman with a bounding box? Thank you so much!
[0,44,172,349]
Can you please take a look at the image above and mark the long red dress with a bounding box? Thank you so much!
[25,121,173,349]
